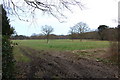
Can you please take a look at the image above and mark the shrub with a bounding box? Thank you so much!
[109,42,118,63]
[2,36,16,79]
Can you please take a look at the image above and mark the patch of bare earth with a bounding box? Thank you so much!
[15,46,118,78]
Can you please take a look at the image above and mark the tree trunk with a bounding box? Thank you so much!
[79,34,82,42]
[46,35,49,43]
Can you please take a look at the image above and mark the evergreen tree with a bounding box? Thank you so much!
[2,5,14,37]
[98,25,108,40]
[1,4,15,79]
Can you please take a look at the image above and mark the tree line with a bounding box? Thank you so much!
[11,23,118,43]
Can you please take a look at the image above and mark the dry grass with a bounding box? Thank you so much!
[108,41,119,64]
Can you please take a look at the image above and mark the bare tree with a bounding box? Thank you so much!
[2,0,84,22]
[41,25,53,43]
[73,22,89,41]
[69,27,77,41]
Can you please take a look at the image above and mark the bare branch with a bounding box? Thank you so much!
[41,25,54,43]
[2,0,84,22]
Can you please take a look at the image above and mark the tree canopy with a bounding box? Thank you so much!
[69,22,89,41]
[98,25,108,32]
[74,22,89,34]
[2,5,14,37]
[41,25,54,43]
[97,25,109,40]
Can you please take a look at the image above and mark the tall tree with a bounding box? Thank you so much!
[2,4,15,79]
[98,25,108,40]
[41,25,53,43]
[69,27,77,41]
[2,4,14,37]
[73,22,89,41]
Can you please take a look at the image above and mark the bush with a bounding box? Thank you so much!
[2,36,15,79]
[109,41,118,64]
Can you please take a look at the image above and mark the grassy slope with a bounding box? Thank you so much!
[12,39,110,51]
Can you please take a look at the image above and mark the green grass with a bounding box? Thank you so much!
[12,39,118,65]
[12,39,113,64]
[12,39,110,51]
[13,46,31,62]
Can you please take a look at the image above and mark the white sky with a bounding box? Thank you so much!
[9,0,119,36]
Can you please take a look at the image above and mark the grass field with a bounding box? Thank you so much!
[12,39,110,51]
[13,39,118,65]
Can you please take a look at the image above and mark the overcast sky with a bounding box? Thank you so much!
[8,0,119,36]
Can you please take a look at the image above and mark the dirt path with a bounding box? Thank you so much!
[15,46,118,78]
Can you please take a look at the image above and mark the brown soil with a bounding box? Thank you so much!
[72,48,110,58]
[15,46,118,78]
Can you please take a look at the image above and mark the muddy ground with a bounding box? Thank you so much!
[15,46,118,78]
